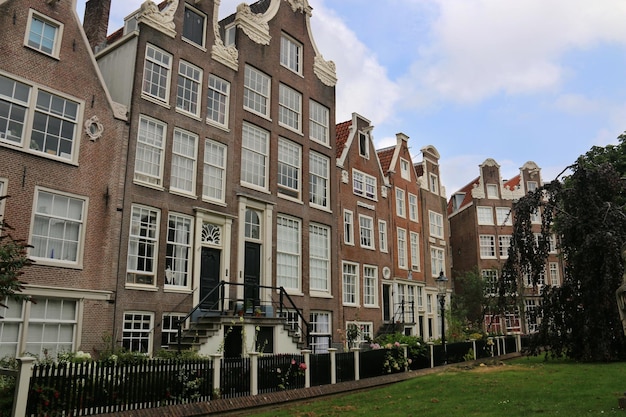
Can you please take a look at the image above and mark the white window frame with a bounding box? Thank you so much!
[395,188,406,217]
[352,170,377,200]
[400,158,410,180]
[527,181,538,192]
[496,207,512,226]
[161,313,187,347]
[343,209,354,245]
[428,211,444,239]
[25,10,63,58]
[277,215,301,292]
[241,122,269,191]
[170,128,197,196]
[309,151,329,210]
[378,220,388,253]
[430,247,445,277]
[176,60,202,118]
[342,261,359,306]
[397,227,407,270]
[203,138,227,204]
[277,138,302,201]
[363,265,378,307]
[309,223,330,294]
[30,187,87,268]
[410,231,420,271]
[477,206,494,225]
[206,74,230,128]
[429,173,439,194]
[482,269,498,295]
[309,100,329,145]
[280,33,302,74]
[122,311,154,354]
[479,235,496,259]
[530,208,541,224]
[243,65,270,118]
[126,205,160,287]
[134,115,166,187]
[358,214,375,250]
[309,311,331,353]
[549,262,560,286]
[486,184,499,199]
[182,5,207,48]
[142,44,172,104]
[165,213,193,290]
[499,235,512,258]
[409,193,418,222]
[278,84,302,133]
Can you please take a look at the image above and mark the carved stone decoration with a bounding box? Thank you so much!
[211,0,239,70]
[84,116,104,142]
[381,186,388,199]
[138,0,178,38]
[201,223,222,245]
[287,0,312,15]
[314,55,337,87]
[112,102,128,121]
[341,170,349,184]
[471,181,485,199]
[235,3,271,45]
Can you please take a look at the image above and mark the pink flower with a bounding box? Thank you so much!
[291,358,296,365]
[394,341,400,347]
[299,362,307,371]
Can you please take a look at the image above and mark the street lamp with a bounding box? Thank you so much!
[436,271,448,365]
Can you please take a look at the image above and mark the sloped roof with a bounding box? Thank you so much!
[335,120,352,159]
[376,147,395,173]
[414,163,424,177]
[503,175,521,190]
[447,177,479,215]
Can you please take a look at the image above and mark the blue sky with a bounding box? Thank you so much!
[76,0,626,194]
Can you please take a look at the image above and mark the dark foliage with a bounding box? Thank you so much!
[0,196,30,310]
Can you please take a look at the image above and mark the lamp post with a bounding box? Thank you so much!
[436,271,448,365]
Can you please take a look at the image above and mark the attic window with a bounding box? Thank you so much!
[358,132,369,158]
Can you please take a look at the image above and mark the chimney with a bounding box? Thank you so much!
[83,0,111,51]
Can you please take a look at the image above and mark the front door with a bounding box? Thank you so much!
[383,283,392,322]
[244,242,261,306]
[200,247,221,310]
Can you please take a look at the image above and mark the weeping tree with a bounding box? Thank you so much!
[502,135,626,361]
[0,196,30,309]
[451,268,498,337]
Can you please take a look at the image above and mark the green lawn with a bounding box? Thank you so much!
[250,356,626,416]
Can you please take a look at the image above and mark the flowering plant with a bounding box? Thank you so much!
[277,358,306,390]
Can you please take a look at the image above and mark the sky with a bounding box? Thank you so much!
[76,0,626,195]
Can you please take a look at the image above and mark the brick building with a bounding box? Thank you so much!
[0,0,128,357]
[447,159,562,334]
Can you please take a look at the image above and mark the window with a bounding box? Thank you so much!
[207,74,230,127]
[31,189,86,265]
[363,266,377,306]
[530,208,541,224]
[134,115,166,187]
[176,60,202,117]
[170,128,197,195]
[499,235,512,258]
[127,205,160,286]
[278,84,302,132]
[280,34,302,74]
[477,206,494,225]
[548,234,557,253]
[309,100,329,145]
[224,24,236,47]
[429,211,444,239]
[309,312,331,353]
[142,44,172,103]
[277,216,301,291]
[496,207,512,226]
[479,235,496,258]
[277,138,301,199]
[487,184,499,198]
[400,159,410,180]
[343,210,354,245]
[245,209,261,240]
[525,300,539,333]
[416,286,424,310]
[378,220,388,252]
[482,269,498,295]
[359,215,374,250]
[182,6,206,47]
[309,152,329,209]
[161,313,186,346]
[165,214,192,288]
[241,122,269,190]
[409,193,418,221]
[347,321,372,344]
[524,269,545,287]
[342,262,358,305]
[243,65,270,117]
[427,294,432,314]
[527,181,538,192]
[25,11,62,58]
[310,224,330,293]
[203,139,227,203]
[429,173,439,194]
[0,297,23,357]
[395,188,405,217]
[0,74,30,145]
[430,247,445,277]
[353,170,376,200]
[410,232,420,271]
[358,132,369,158]
[122,312,153,353]
[397,228,407,269]
[549,262,560,286]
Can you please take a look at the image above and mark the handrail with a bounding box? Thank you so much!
[278,287,311,348]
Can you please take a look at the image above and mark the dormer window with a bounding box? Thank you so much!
[487,184,499,199]
[358,132,369,158]
[183,6,206,48]
[400,159,410,180]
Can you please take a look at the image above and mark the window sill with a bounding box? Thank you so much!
[125,284,158,292]
[206,119,230,132]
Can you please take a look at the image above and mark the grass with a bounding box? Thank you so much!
[249,356,626,416]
